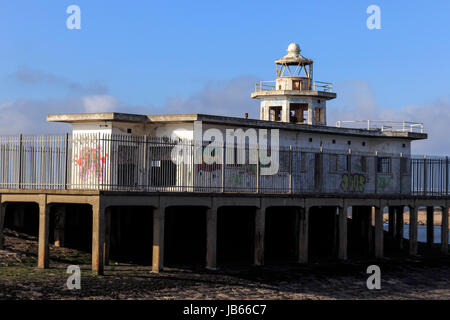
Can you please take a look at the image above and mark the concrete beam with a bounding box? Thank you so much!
[343,199,380,208]
[442,206,449,255]
[206,207,217,270]
[380,199,414,208]
[374,206,384,259]
[338,206,348,261]
[213,197,260,209]
[91,202,105,275]
[100,195,159,208]
[160,195,212,208]
[305,198,343,208]
[261,197,304,208]
[409,206,418,256]
[253,207,265,266]
[46,195,98,206]
[1,194,43,204]
[298,207,309,263]
[152,207,165,273]
[38,201,50,269]
[414,200,446,208]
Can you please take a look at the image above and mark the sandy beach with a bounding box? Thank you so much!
[1,228,449,300]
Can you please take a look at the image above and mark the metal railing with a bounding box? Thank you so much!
[336,120,424,133]
[0,133,447,196]
[255,80,333,92]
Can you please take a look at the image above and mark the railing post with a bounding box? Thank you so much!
[64,133,69,189]
[446,156,449,195]
[399,153,403,194]
[18,134,23,189]
[256,144,260,194]
[423,155,427,196]
[289,145,293,194]
[347,148,352,173]
[374,151,378,194]
[221,142,225,193]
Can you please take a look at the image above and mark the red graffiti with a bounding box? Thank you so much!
[197,162,221,172]
[74,146,108,181]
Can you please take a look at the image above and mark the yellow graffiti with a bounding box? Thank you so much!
[341,173,366,192]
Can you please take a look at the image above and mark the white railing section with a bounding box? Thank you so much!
[255,80,333,92]
[336,120,424,134]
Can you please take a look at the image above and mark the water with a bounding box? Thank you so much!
[383,224,449,243]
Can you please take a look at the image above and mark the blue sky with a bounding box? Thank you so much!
[0,0,449,153]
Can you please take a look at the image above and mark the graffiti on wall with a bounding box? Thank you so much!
[341,173,367,192]
[197,162,221,172]
[74,146,109,181]
[376,175,392,191]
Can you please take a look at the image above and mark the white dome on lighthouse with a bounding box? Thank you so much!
[287,43,300,55]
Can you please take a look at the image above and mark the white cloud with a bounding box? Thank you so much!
[83,95,119,113]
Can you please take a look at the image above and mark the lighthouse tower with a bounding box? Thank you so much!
[251,43,336,125]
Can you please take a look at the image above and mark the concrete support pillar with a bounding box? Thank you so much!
[53,206,66,247]
[426,206,434,248]
[92,202,105,275]
[0,204,5,250]
[254,207,266,266]
[103,207,112,266]
[38,203,50,269]
[152,207,165,273]
[442,206,449,254]
[206,207,217,270]
[388,206,396,237]
[409,206,418,256]
[338,206,348,261]
[374,206,384,259]
[298,207,309,263]
[395,206,404,249]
